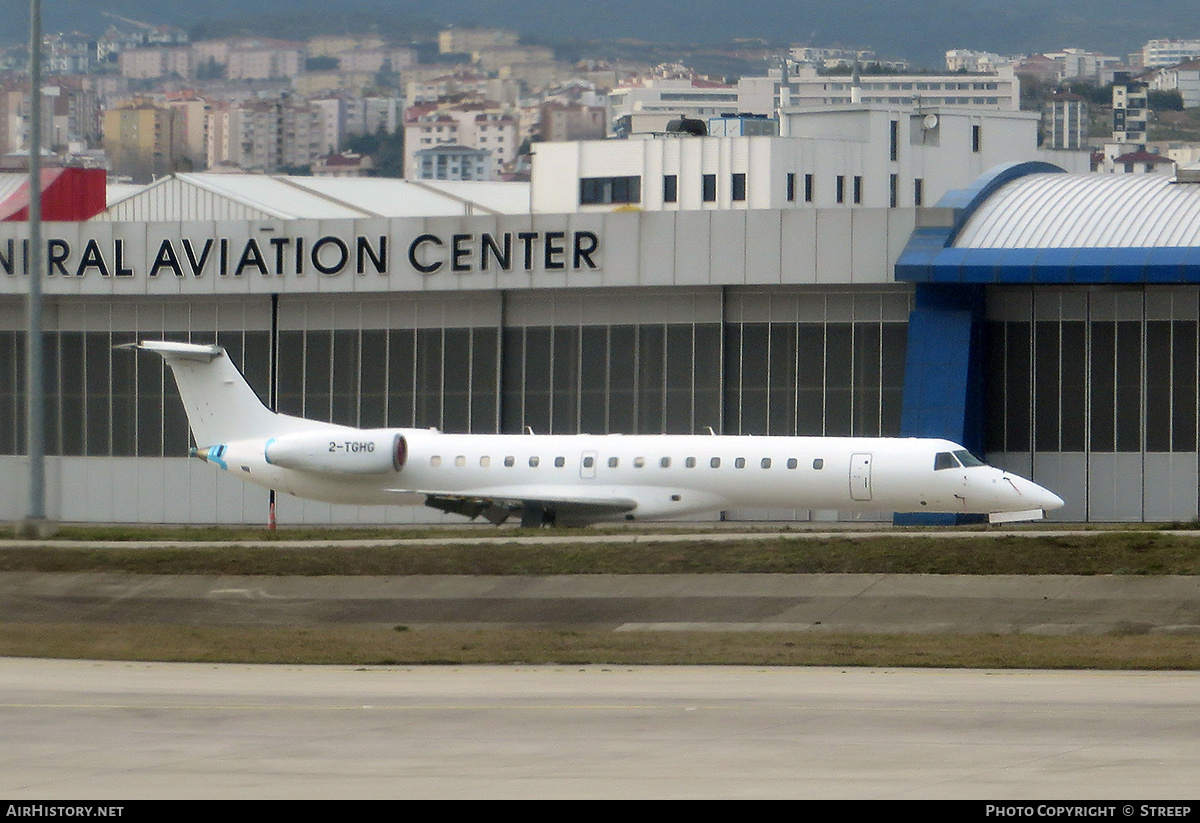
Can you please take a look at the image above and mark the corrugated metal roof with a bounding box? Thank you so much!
[97,173,532,222]
[954,173,1200,248]
[0,173,27,206]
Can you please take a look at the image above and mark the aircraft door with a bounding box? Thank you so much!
[580,450,598,479]
[850,453,873,501]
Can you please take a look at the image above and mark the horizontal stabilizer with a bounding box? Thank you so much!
[118,340,223,363]
[123,340,278,445]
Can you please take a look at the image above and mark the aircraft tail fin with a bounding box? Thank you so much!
[124,340,279,446]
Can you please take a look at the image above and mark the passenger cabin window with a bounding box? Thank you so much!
[710,457,721,468]
[734,457,746,469]
[761,458,772,469]
[455,455,466,467]
[787,458,798,469]
[686,457,697,468]
[583,456,594,468]
[529,456,540,467]
[608,457,619,468]
[430,456,442,467]
[480,456,491,467]
[504,456,515,467]
[634,457,646,468]
[554,456,565,468]
[660,457,671,468]
[812,459,824,470]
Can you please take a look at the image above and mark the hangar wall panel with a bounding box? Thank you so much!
[986,284,1200,522]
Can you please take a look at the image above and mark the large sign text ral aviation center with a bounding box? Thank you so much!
[0,230,601,280]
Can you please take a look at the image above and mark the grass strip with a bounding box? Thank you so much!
[2,532,1199,575]
[3,624,1200,669]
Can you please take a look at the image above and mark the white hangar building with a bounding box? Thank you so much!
[10,103,1194,528]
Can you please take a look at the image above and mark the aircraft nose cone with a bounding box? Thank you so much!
[1007,474,1064,512]
[1037,486,1065,512]
[998,475,1065,513]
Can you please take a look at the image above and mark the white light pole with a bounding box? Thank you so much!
[20,0,50,537]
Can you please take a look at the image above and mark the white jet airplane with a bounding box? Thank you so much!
[129,340,1064,527]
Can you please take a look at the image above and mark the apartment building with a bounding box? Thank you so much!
[207,98,326,172]
[404,107,518,179]
[118,46,194,80]
[1149,60,1200,109]
[1141,39,1200,69]
[412,145,491,180]
[103,99,185,181]
[438,27,519,56]
[1042,93,1090,151]
[737,66,1020,118]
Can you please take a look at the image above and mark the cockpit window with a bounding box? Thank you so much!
[933,452,959,471]
[934,450,987,471]
[953,449,986,468]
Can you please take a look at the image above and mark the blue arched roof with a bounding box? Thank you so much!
[896,162,1200,284]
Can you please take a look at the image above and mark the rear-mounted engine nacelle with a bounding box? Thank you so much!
[264,431,407,474]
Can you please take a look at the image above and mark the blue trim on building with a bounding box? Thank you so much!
[897,245,1200,284]
[894,162,1200,285]
[889,167,1065,523]
[894,283,988,526]
[892,163,1200,522]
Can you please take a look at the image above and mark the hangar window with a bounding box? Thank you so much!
[580,176,641,205]
[731,173,747,202]
[702,174,717,202]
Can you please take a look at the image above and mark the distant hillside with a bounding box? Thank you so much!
[4,0,1200,69]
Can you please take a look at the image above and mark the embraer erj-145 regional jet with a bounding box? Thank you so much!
[129,340,1064,527]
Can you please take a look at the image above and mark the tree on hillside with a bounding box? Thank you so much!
[343,129,405,178]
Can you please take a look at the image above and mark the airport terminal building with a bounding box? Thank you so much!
[0,105,1196,525]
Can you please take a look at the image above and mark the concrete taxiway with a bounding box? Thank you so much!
[1,658,1198,799]
[3,571,1200,634]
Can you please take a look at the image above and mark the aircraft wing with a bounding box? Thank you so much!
[383,485,638,526]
